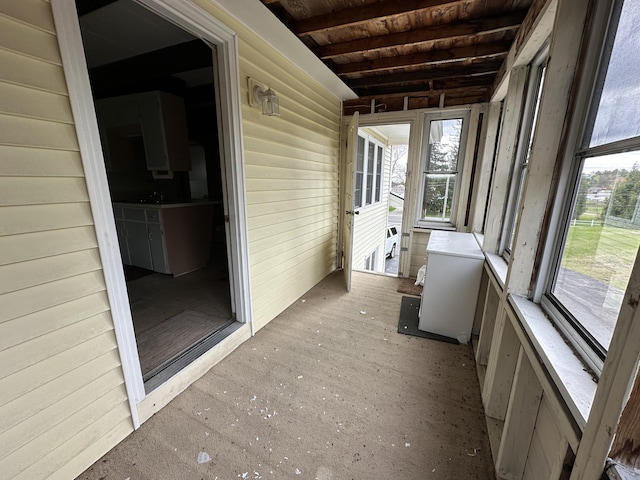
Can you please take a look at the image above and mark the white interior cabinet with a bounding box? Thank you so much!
[95,91,191,172]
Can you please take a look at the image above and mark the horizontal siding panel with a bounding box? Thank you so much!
[0,368,123,460]
[0,331,118,407]
[247,196,337,218]
[0,270,106,323]
[0,177,89,206]
[242,106,338,148]
[22,407,132,480]
[0,292,110,351]
[0,311,114,379]
[0,82,73,123]
[250,231,334,274]
[247,187,337,205]
[248,201,337,230]
[249,221,337,256]
[2,386,128,479]
[0,14,60,64]
[245,163,337,181]
[0,145,84,177]
[243,119,337,157]
[241,98,336,141]
[47,417,132,480]
[251,236,336,288]
[0,113,79,149]
[249,210,336,238]
[0,202,93,236]
[0,350,121,435]
[0,49,67,94]
[244,139,337,168]
[0,248,102,295]
[0,0,56,34]
[246,177,335,192]
[0,226,98,266]
[253,254,335,331]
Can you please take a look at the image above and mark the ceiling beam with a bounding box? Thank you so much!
[350,74,494,98]
[317,10,527,59]
[295,0,467,37]
[346,60,501,89]
[334,41,511,76]
[89,39,212,93]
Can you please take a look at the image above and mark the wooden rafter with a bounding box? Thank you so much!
[352,76,494,97]
[334,41,511,76]
[317,11,527,59]
[295,0,468,37]
[347,60,501,89]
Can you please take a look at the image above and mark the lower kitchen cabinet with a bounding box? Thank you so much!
[113,202,214,276]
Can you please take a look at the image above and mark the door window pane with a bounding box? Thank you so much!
[375,145,383,202]
[366,141,375,205]
[355,135,365,209]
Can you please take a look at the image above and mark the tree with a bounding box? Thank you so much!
[390,144,408,196]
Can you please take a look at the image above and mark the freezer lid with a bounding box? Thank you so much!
[426,231,484,259]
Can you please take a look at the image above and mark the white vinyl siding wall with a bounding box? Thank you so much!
[193,1,342,331]
[0,2,132,480]
[352,129,391,274]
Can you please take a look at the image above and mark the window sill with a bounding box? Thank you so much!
[484,251,508,290]
[413,224,457,232]
[509,294,597,431]
[607,463,640,480]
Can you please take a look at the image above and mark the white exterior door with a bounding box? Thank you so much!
[343,112,359,291]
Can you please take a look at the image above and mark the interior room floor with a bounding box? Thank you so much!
[77,271,494,480]
[126,255,233,377]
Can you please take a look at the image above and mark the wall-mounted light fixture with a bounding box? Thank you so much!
[248,78,280,116]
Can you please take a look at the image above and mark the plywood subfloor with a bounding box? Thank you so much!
[78,271,494,480]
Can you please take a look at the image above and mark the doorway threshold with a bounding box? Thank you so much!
[144,320,241,393]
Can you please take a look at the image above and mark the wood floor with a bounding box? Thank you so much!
[78,270,494,480]
[126,258,232,377]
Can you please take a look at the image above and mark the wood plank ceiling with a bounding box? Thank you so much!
[260,0,535,113]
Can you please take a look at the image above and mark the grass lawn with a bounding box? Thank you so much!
[561,224,640,290]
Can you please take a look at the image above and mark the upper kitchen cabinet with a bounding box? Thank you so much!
[95,91,191,172]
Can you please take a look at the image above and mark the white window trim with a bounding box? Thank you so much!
[51,0,254,427]
[415,109,471,229]
[501,48,548,260]
[355,133,386,210]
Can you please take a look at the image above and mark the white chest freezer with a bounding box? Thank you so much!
[418,231,484,343]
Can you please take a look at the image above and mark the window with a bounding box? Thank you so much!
[364,248,378,271]
[502,52,548,258]
[417,111,469,227]
[355,134,385,209]
[543,0,640,369]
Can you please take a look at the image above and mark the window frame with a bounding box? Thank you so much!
[355,132,386,210]
[501,48,549,260]
[415,109,471,229]
[539,0,631,376]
